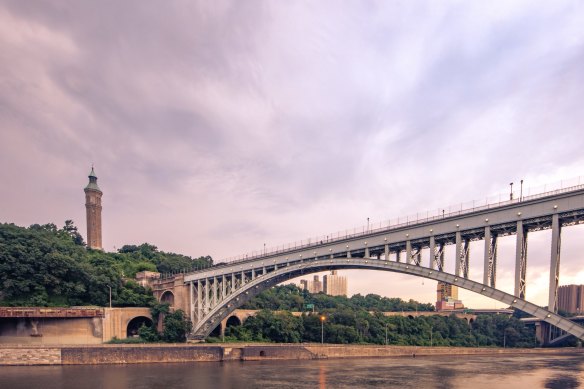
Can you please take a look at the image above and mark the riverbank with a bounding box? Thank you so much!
[1,343,582,365]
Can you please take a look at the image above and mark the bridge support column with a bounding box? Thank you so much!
[406,241,412,264]
[189,281,194,325]
[384,244,389,260]
[514,220,528,299]
[196,280,202,323]
[396,248,401,262]
[212,277,217,307]
[365,246,370,258]
[455,231,462,276]
[548,213,561,313]
[483,227,498,287]
[429,236,435,269]
[204,279,209,313]
[222,275,226,300]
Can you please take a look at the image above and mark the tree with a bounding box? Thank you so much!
[62,220,85,246]
[162,310,193,343]
[138,324,160,342]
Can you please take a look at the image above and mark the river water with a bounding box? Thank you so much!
[1,354,583,389]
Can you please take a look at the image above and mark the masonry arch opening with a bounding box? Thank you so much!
[160,291,175,307]
[226,315,242,328]
[127,316,153,338]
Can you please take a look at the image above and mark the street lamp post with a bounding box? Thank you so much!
[367,217,369,232]
[107,285,112,308]
[510,182,514,200]
[320,316,326,344]
[520,179,524,201]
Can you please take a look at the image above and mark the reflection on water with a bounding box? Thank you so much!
[0,354,583,389]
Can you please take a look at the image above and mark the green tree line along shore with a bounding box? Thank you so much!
[0,221,556,347]
[211,284,537,348]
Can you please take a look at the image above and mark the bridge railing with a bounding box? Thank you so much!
[202,177,584,272]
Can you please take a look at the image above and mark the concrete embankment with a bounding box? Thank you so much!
[1,343,582,365]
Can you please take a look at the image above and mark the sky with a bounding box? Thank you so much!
[1,1,584,309]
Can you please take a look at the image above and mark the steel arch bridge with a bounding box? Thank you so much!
[184,184,584,341]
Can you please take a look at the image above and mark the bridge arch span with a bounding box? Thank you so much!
[191,258,584,341]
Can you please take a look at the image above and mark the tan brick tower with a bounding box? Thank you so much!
[84,167,103,250]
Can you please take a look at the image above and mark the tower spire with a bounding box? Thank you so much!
[84,166,103,250]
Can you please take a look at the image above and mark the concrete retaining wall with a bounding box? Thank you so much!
[0,347,61,365]
[241,345,315,360]
[0,317,103,345]
[304,344,584,358]
[1,344,582,365]
[61,346,222,364]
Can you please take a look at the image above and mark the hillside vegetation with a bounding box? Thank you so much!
[0,222,212,307]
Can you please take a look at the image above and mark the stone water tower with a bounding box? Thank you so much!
[84,167,103,250]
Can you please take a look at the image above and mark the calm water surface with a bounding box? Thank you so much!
[1,354,583,389]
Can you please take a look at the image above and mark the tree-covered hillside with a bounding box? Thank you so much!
[241,284,435,312]
[0,222,212,307]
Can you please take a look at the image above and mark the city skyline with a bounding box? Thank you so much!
[2,1,584,308]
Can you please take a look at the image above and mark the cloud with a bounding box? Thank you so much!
[1,1,584,308]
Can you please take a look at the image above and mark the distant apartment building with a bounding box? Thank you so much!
[558,284,584,314]
[300,275,323,294]
[436,281,464,311]
[323,270,348,296]
[300,271,348,296]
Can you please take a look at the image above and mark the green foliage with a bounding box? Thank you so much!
[150,303,171,327]
[117,243,213,274]
[138,324,160,342]
[63,220,85,246]
[162,309,193,343]
[227,310,304,343]
[106,336,148,344]
[0,222,212,307]
[241,284,434,312]
[115,280,157,307]
[224,285,536,347]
